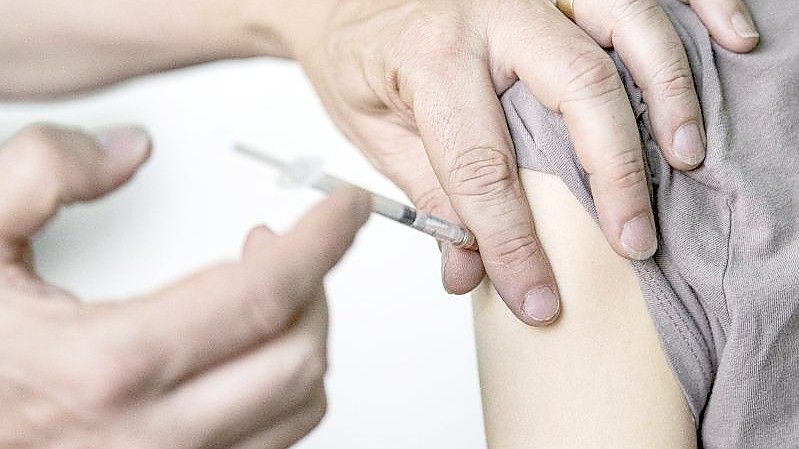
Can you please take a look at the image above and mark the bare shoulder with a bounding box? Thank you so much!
[472,169,696,449]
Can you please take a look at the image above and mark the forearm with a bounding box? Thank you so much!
[0,0,335,98]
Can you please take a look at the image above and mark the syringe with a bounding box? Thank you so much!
[235,144,478,251]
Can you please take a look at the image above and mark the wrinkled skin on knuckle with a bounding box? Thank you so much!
[603,146,647,190]
[446,147,516,204]
[396,7,474,88]
[410,186,449,215]
[404,6,467,57]
[611,0,661,24]
[561,50,624,106]
[650,52,695,100]
[481,225,540,270]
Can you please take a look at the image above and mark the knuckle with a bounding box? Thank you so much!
[241,275,296,337]
[6,124,67,211]
[273,337,327,397]
[482,227,540,270]
[11,125,65,174]
[399,9,471,81]
[411,187,448,214]
[447,147,515,203]
[604,147,647,190]
[209,263,306,340]
[406,12,464,58]
[295,337,328,386]
[73,346,151,409]
[611,0,661,23]
[562,50,624,105]
[651,56,695,100]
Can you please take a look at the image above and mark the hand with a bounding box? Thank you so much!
[0,124,370,449]
[290,0,758,326]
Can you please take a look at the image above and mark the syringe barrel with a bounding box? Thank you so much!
[314,178,413,223]
[311,172,478,250]
[412,212,477,250]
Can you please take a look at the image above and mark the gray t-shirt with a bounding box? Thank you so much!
[501,0,799,446]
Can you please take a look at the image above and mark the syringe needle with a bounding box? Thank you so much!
[234,144,478,251]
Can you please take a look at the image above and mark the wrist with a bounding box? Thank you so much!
[236,0,339,59]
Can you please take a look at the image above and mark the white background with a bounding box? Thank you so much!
[0,59,486,448]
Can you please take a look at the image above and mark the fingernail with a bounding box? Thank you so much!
[95,125,150,158]
[522,286,560,324]
[731,12,759,39]
[621,214,658,260]
[672,122,705,166]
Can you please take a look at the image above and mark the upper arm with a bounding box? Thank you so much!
[472,168,697,448]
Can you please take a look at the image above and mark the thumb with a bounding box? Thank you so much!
[403,183,485,296]
[0,123,151,242]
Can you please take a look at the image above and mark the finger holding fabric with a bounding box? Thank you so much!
[296,0,688,326]
[249,0,760,327]
[492,1,659,261]
[556,0,758,52]
[678,0,759,52]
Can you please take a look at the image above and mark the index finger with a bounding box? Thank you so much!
[494,4,658,261]
[400,49,561,326]
[111,187,370,385]
[577,0,707,171]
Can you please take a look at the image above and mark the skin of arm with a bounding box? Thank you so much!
[472,168,697,448]
[0,0,333,97]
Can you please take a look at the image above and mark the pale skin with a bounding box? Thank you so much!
[0,0,757,446]
[0,124,371,448]
[473,169,697,448]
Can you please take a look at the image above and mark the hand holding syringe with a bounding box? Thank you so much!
[235,144,478,251]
